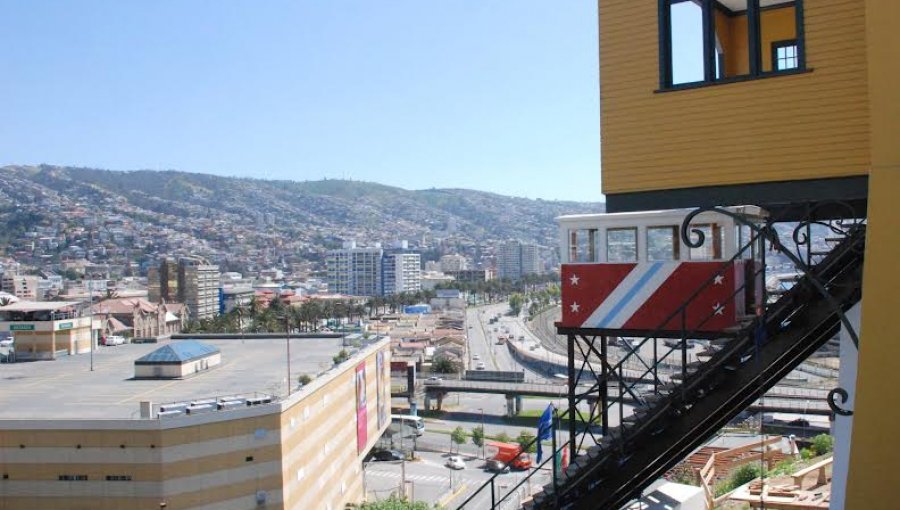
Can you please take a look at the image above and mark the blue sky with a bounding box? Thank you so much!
[0,1,602,201]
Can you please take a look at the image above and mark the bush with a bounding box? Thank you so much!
[495,432,512,444]
[800,448,815,461]
[811,434,834,456]
[356,495,434,509]
[516,430,537,453]
[333,349,350,364]
[298,374,313,386]
[716,464,761,496]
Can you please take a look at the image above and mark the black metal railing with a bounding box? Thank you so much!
[456,204,865,510]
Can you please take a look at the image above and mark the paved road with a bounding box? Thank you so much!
[364,450,545,508]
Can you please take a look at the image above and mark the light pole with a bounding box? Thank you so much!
[283,313,292,396]
[88,274,95,372]
[478,407,486,459]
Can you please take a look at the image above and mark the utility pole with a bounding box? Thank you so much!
[285,314,292,396]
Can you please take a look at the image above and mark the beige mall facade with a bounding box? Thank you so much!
[0,340,392,510]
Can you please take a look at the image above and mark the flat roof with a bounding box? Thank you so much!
[0,337,345,419]
[0,300,81,312]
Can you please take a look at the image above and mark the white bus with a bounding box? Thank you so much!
[391,414,425,436]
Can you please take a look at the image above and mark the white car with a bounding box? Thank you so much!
[476,362,486,370]
[425,376,443,385]
[473,354,481,360]
[446,455,466,470]
[0,338,13,347]
[103,335,125,346]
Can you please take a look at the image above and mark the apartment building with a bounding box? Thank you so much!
[1,274,39,301]
[382,252,421,295]
[326,243,422,296]
[147,258,220,321]
[496,241,542,280]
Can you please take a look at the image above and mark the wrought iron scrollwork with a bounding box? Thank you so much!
[827,387,854,416]
[679,204,862,349]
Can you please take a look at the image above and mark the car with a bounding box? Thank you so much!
[446,455,466,470]
[476,362,486,370]
[0,337,13,347]
[485,459,510,473]
[473,354,481,360]
[425,376,443,385]
[369,449,404,462]
[102,335,125,346]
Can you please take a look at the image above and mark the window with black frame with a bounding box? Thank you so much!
[660,0,805,89]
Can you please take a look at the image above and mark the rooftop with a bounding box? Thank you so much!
[0,300,81,313]
[0,337,345,419]
[134,340,220,364]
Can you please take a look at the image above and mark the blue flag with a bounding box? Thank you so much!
[535,404,554,464]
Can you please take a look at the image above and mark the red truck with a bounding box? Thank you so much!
[486,441,533,471]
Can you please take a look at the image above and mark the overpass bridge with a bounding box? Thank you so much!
[416,378,831,416]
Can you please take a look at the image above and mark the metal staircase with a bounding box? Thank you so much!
[456,208,865,510]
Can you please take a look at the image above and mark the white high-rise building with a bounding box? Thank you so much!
[326,246,384,296]
[383,252,421,295]
[497,241,543,280]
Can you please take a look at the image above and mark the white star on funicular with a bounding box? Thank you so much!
[713,302,725,316]
[569,273,580,286]
[570,302,580,313]
[713,274,725,285]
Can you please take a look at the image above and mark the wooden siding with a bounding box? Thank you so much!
[599,0,871,195]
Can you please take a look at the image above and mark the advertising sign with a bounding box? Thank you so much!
[376,351,387,429]
[57,322,74,330]
[9,324,35,331]
[355,362,368,453]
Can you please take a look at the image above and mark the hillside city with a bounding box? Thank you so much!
[1,0,893,508]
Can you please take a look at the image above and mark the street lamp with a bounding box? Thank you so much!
[280,313,292,396]
[478,407,486,459]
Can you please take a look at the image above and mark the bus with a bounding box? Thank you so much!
[391,414,425,436]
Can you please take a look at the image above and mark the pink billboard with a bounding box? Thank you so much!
[355,362,368,453]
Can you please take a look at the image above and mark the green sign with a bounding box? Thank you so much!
[58,322,74,330]
[9,324,35,331]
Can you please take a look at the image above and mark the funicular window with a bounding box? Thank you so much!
[647,226,681,261]
[607,228,638,262]
[688,224,724,260]
[569,229,600,263]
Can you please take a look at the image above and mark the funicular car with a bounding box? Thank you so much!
[557,206,767,335]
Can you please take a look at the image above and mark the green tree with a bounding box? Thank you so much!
[495,432,512,444]
[450,426,467,453]
[298,374,313,386]
[516,430,537,453]
[432,355,460,374]
[471,426,485,448]
[508,293,525,316]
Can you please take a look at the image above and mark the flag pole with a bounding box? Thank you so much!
[551,406,558,503]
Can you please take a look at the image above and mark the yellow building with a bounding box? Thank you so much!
[0,337,392,510]
[594,1,899,508]
[0,301,95,360]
